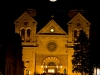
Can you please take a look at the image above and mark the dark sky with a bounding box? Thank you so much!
[1,0,100,35]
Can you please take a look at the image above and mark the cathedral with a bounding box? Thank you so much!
[14,9,90,75]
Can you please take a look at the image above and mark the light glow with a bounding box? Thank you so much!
[46,66,47,68]
[49,0,57,2]
[29,71,30,74]
[48,69,55,73]
[56,66,58,68]
[60,66,62,68]
[50,29,54,32]
[41,66,43,68]
[43,71,44,73]
[94,68,100,75]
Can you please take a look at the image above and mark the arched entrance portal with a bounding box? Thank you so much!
[42,56,62,74]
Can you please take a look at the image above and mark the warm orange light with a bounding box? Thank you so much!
[56,66,58,68]
[46,66,47,68]
[41,66,43,68]
[43,71,45,73]
[29,71,30,74]
[60,66,62,68]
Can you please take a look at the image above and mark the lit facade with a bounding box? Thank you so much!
[14,10,90,75]
[94,68,100,75]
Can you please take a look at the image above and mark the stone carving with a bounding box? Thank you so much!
[47,42,57,52]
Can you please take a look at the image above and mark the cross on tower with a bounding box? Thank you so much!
[51,15,54,19]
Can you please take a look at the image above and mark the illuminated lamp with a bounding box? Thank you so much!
[50,28,54,32]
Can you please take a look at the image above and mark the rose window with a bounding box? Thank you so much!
[47,42,57,52]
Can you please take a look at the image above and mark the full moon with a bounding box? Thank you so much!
[49,0,57,2]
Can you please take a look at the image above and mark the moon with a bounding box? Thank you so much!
[49,0,57,2]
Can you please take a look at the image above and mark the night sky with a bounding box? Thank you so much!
[1,0,100,36]
[0,1,100,72]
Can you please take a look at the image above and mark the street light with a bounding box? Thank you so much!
[49,0,57,2]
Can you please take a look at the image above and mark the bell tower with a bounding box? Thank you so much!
[14,9,38,75]
[67,12,90,44]
[14,9,37,46]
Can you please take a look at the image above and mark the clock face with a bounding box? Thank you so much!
[47,42,57,52]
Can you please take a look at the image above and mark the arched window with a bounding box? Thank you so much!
[26,29,31,42]
[77,28,83,36]
[21,29,25,42]
[74,30,77,38]
[48,62,56,66]
[26,70,30,75]
[74,30,77,42]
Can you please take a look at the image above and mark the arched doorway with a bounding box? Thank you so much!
[42,56,62,74]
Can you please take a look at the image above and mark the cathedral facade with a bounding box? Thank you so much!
[14,9,90,75]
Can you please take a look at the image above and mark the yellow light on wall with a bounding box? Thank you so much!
[41,66,43,68]
[43,71,44,73]
[46,66,47,68]
[56,66,58,68]
[60,66,62,68]
[49,0,57,2]
[29,71,30,74]
[50,28,54,32]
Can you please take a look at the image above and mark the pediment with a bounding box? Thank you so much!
[67,12,90,27]
[14,11,37,24]
[37,19,67,35]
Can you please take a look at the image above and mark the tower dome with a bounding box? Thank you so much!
[26,8,37,17]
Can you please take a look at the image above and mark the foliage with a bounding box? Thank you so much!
[72,30,93,74]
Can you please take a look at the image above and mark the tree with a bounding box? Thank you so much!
[72,30,93,75]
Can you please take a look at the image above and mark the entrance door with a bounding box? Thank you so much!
[46,66,58,73]
[42,57,62,74]
[48,68,55,73]
[44,62,58,73]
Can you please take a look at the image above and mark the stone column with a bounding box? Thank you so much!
[67,48,74,75]
[32,22,37,46]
